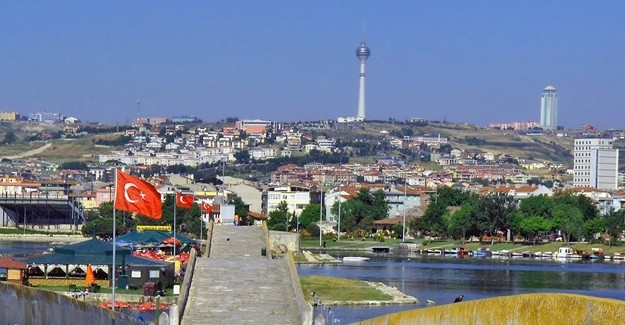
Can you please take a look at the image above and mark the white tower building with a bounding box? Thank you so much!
[356,40,370,120]
[540,86,558,130]
[573,138,619,190]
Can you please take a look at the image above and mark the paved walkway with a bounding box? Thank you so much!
[181,225,301,324]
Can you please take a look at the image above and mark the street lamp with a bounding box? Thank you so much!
[337,184,341,241]
[319,185,323,246]
[403,177,407,243]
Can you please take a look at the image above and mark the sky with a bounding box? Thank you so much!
[1,1,625,129]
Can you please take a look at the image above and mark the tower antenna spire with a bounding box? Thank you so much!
[362,20,366,41]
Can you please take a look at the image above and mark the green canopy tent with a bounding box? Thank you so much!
[26,237,174,289]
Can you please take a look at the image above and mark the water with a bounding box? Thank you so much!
[0,240,56,258]
[297,252,625,324]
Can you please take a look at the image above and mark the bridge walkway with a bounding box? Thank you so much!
[181,225,301,324]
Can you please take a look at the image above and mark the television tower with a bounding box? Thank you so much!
[356,40,370,119]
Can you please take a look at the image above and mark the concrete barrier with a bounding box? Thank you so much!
[355,293,625,325]
[0,281,142,325]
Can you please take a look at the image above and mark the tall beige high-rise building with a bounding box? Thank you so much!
[540,86,558,130]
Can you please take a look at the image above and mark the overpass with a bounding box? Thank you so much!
[180,224,311,324]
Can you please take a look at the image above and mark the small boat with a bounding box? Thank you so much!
[556,247,584,259]
[590,248,605,260]
[613,252,625,260]
[343,256,370,263]
[473,248,492,257]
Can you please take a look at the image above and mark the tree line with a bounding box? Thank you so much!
[414,187,625,245]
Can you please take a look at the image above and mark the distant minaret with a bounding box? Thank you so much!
[356,40,370,119]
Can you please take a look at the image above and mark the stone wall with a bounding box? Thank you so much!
[355,293,625,325]
[285,252,313,325]
[268,230,300,253]
[0,281,142,325]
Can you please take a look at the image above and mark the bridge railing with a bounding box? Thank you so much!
[0,192,70,201]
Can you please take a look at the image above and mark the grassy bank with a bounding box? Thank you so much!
[300,238,400,249]
[300,276,392,304]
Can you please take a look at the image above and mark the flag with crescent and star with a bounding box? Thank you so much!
[114,170,162,219]
[201,201,213,213]
[176,192,194,209]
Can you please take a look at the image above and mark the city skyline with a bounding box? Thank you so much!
[1,2,625,129]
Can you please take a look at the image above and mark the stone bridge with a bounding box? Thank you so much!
[180,224,311,324]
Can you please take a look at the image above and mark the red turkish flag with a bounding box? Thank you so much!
[201,201,213,213]
[114,170,162,219]
[176,192,194,209]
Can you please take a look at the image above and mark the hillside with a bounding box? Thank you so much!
[0,121,576,166]
[327,121,574,165]
[0,123,122,163]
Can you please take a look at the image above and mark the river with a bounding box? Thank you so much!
[297,251,625,324]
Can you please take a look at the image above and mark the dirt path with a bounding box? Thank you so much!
[1,142,52,159]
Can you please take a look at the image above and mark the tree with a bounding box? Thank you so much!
[59,161,90,171]
[435,187,472,207]
[518,195,552,218]
[583,217,605,244]
[330,188,389,235]
[475,194,516,243]
[551,204,583,242]
[518,216,552,244]
[2,131,16,144]
[447,203,475,243]
[298,204,321,229]
[417,201,447,237]
[230,196,249,225]
[604,209,625,246]
[234,150,251,164]
[552,191,599,221]
[268,201,289,231]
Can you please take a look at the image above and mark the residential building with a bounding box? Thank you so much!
[263,185,311,217]
[573,138,619,190]
[0,112,18,122]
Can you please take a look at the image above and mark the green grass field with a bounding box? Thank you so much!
[300,276,392,303]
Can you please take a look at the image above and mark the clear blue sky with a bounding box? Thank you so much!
[1,1,624,129]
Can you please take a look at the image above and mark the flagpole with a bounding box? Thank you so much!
[173,191,177,263]
[112,169,117,312]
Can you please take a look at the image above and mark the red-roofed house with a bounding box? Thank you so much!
[0,256,28,284]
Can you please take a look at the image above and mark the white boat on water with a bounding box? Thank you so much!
[343,256,370,263]
[555,247,583,259]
